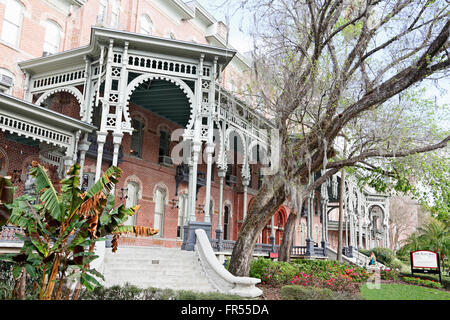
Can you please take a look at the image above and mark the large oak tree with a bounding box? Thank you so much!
[219,0,450,276]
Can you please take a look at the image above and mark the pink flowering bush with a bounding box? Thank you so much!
[380,268,399,281]
[289,271,360,294]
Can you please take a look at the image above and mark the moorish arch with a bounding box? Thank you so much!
[224,128,248,177]
[34,86,84,119]
[125,73,196,132]
[248,140,269,165]
[368,204,385,232]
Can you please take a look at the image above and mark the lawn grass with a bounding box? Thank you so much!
[360,283,450,300]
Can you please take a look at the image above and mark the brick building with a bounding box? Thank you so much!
[0,0,390,261]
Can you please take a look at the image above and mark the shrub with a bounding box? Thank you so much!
[380,268,399,281]
[281,285,335,300]
[389,258,406,271]
[369,247,396,266]
[281,285,362,300]
[79,283,243,300]
[250,258,297,286]
[402,277,444,289]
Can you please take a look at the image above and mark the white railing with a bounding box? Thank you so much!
[31,69,86,92]
[0,113,71,148]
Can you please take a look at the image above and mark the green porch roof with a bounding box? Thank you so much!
[129,76,195,127]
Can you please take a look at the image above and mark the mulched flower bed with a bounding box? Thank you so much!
[256,278,448,300]
[257,284,283,300]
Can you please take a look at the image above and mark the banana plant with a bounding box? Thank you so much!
[0,162,158,300]
[0,175,15,226]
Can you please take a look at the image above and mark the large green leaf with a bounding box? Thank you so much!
[30,164,62,221]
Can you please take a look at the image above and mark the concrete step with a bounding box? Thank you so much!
[102,246,216,293]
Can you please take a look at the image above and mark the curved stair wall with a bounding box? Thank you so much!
[194,228,262,298]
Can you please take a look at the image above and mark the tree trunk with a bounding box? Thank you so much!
[228,175,286,276]
[278,211,297,262]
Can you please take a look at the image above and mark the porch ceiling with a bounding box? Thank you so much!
[130,79,193,127]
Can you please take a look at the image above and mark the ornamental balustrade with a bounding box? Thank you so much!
[0,114,72,149]
[0,225,25,243]
[31,68,86,92]
[125,53,210,79]
[209,238,327,258]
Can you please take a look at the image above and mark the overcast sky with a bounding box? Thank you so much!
[195,0,254,53]
[195,0,449,123]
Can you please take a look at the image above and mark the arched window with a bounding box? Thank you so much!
[124,182,139,226]
[158,130,170,163]
[223,205,230,240]
[130,118,144,157]
[301,222,306,246]
[110,0,120,28]
[140,15,152,35]
[0,68,14,94]
[98,0,107,24]
[43,20,62,55]
[154,187,166,237]
[1,0,24,47]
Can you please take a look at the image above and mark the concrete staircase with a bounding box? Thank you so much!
[102,246,218,293]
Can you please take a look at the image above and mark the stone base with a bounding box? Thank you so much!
[184,221,212,251]
[305,239,315,256]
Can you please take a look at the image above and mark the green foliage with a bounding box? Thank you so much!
[399,217,449,269]
[250,257,369,290]
[402,276,443,289]
[380,268,400,281]
[361,247,396,266]
[0,163,147,300]
[280,285,361,300]
[79,283,244,300]
[0,175,15,227]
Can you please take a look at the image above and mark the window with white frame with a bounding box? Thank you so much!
[98,0,107,24]
[110,0,120,28]
[124,182,139,226]
[154,187,166,237]
[43,20,61,55]
[177,193,188,239]
[140,14,152,35]
[130,118,144,157]
[1,0,24,47]
[0,69,14,94]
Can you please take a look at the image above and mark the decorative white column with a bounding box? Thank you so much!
[112,132,123,167]
[203,142,214,223]
[203,56,217,224]
[95,131,107,181]
[306,191,315,255]
[216,168,226,251]
[188,157,196,222]
[78,134,91,181]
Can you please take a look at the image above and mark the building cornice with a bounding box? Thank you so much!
[19,27,237,75]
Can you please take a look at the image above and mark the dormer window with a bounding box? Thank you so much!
[1,0,24,47]
[110,0,120,28]
[140,15,152,35]
[43,21,62,56]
